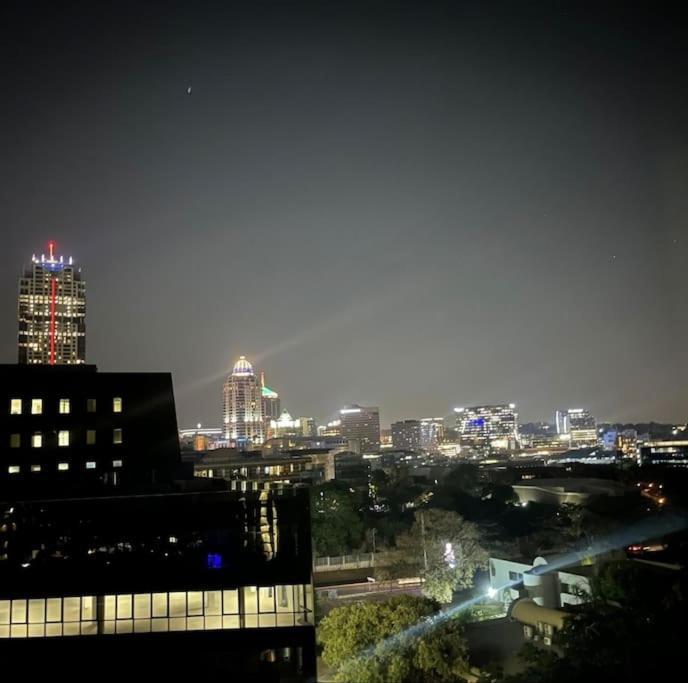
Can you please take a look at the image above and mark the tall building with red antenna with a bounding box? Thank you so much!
[17,241,86,365]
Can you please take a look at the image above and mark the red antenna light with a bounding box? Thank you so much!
[48,241,56,261]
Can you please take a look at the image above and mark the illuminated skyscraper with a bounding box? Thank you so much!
[18,241,86,365]
[339,405,380,453]
[222,356,264,447]
[454,403,518,453]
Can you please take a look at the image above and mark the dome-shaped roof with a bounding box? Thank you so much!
[232,355,254,375]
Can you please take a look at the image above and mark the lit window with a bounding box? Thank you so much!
[30,465,41,473]
[113,397,123,413]
[58,430,70,447]
[113,429,123,444]
[87,398,96,413]
[59,398,70,414]
[86,430,96,445]
[86,461,96,470]
[10,434,20,448]
[31,433,42,448]
[8,466,20,474]
[57,463,69,471]
[113,460,123,468]
[10,399,22,415]
[31,399,43,415]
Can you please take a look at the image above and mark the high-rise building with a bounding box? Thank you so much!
[222,356,264,448]
[555,410,569,435]
[299,416,317,438]
[391,419,422,451]
[260,371,281,442]
[454,404,518,453]
[339,405,380,453]
[567,409,597,446]
[260,370,281,422]
[420,417,445,451]
[18,242,86,365]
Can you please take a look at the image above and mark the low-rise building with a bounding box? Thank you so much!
[640,440,688,467]
[194,447,334,491]
[512,477,631,506]
[489,555,597,610]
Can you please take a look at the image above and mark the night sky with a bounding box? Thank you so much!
[2,1,687,428]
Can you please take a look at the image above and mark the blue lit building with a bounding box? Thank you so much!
[454,404,518,453]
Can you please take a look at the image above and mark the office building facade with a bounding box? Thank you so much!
[18,242,86,365]
[1,364,179,497]
[339,405,380,453]
[420,417,445,451]
[639,440,688,467]
[567,409,597,446]
[454,403,518,453]
[391,419,422,451]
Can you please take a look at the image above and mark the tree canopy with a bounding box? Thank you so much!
[310,481,365,556]
[378,508,488,602]
[319,595,471,683]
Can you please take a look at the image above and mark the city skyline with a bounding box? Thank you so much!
[4,247,688,429]
[2,2,687,428]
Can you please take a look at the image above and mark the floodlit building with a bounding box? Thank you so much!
[420,417,445,451]
[194,447,332,491]
[454,404,518,453]
[260,370,281,434]
[512,478,631,506]
[618,429,639,458]
[317,419,341,437]
[339,405,380,453]
[222,356,264,448]
[0,363,316,679]
[18,241,86,365]
[268,411,317,439]
[489,555,595,611]
[179,425,224,452]
[556,409,597,447]
[391,419,422,451]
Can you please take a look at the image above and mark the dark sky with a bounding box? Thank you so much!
[2,1,687,428]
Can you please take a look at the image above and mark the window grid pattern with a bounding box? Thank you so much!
[0,585,313,639]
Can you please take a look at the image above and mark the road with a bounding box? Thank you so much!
[316,579,423,601]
